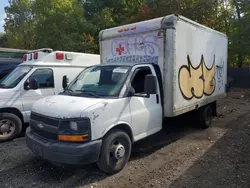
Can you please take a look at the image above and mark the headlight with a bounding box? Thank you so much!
[70,121,78,131]
[58,118,91,142]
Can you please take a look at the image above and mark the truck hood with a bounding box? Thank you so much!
[32,95,107,119]
[0,89,18,100]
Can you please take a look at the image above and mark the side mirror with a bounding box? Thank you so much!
[145,74,157,95]
[24,80,29,90]
[24,78,38,90]
[62,75,68,89]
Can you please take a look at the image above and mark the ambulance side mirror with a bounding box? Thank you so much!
[24,78,38,90]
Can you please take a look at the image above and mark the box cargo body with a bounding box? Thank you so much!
[99,14,228,117]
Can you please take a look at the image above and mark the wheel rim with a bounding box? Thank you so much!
[114,144,125,159]
[0,119,16,138]
[109,139,127,167]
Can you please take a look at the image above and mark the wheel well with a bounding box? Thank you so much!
[106,124,134,143]
[0,108,24,123]
[198,102,216,117]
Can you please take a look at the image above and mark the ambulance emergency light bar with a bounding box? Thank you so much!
[22,48,72,62]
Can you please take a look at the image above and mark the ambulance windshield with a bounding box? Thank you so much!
[0,66,32,89]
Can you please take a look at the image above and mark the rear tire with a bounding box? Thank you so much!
[199,105,213,129]
[0,113,22,141]
[97,130,131,174]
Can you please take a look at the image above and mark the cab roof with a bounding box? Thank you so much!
[89,62,154,68]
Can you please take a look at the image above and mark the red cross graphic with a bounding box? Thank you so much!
[116,44,125,56]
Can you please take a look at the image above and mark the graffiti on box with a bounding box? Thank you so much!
[106,55,159,64]
[111,33,161,56]
[216,61,224,90]
[178,55,216,100]
[105,30,163,64]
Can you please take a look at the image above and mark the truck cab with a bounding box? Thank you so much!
[26,62,162,174]
[0,48,100,141]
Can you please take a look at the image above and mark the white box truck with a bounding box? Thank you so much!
[0,48,100,141]
[26,14,228,174]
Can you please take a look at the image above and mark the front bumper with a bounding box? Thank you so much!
[25,127,102,165]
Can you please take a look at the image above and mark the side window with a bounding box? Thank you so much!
[131,67,152,94]
[29,68,54,88]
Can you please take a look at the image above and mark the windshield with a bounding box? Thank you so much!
[0,66,32,89]
[66,65,130,97]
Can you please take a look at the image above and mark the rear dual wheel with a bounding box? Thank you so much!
[199,105,213,129]
[97,130,131,174]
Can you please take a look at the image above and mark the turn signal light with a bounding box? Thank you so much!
[58,134,88,142]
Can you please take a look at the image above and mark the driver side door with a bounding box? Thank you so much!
[128,65,162,141]
[21,68,55,120]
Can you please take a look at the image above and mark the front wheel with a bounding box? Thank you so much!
[0,113,22,141]
[97,130,131,174]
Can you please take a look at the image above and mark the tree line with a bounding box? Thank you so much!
[1,0,250,67]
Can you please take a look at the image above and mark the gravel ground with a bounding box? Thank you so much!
[0,89,249,188]
[170,113,250,188]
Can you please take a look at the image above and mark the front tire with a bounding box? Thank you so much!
[97,130,131,174]
[0,113,22,141]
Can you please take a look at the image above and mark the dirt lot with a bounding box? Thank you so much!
[0,89,250,188]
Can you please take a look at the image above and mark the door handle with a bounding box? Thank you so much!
[156,94,159,104]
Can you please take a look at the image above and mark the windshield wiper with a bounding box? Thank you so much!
[59,88,74,95]
[64,88,74,93]
[0,83,7,88]
[75,90,100,98]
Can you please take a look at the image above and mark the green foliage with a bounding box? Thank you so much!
[4,0,35,49]
[83,0,143,52]
[4,0,98,53]
[3,0,250,66]
[33,0,94,52]
[0,33,8,47]
[228,0,250,67]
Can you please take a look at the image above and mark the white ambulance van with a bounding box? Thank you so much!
[26,15,228,174]
[0,48,100,141]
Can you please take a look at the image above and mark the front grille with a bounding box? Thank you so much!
[31,126,58,140]
[30,112,59,141]
[30,113,59,127]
